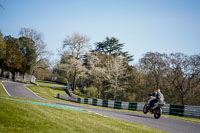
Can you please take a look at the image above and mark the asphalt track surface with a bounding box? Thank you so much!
[2,81,200,133]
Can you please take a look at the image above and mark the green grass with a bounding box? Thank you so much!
[36,80,66,87]
[0,83,8,97]
[0,85,166,133]
[27,85,67,101]
[27,85,200,123]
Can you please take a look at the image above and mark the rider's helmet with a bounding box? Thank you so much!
[156,89,160,92]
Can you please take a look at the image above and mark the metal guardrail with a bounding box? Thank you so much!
[56,93,200,118]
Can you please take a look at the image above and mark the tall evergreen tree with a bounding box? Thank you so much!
[94,37,133,62]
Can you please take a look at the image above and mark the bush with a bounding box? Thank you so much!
[56,77,67,84]
[73,90,84,98]
[83,86,98,98]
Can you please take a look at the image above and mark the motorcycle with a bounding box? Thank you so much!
[143,96,165,119]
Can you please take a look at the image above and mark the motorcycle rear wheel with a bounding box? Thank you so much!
[143,104,148,114]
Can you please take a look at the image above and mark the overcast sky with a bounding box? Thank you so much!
[0,0,200,64]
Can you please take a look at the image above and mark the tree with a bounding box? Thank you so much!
[4,36,27,79]
[19,28,51,75]
[18,37,37,74]
[60,33,90,91]
[104,56,128,100]
[1,33,38,79]
[58,54,86,91]
[63,32,90,58]
[83,52,107,98]
[94,37,133,62]
[139,52,168,90]
[84,50,132,100]
[81,37,134,99]
[167,53,200,105]
[95,37,123,56]
[33,59,51,80]
[19,28,46,57]
[0,32,7,76]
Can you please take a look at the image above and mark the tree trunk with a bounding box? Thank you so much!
[114,76,118,101]
[11,72,15,80]
[23,74,25,80]
[180,89,185,105]
[0,69,4,77]
[72,68,77,91]
[181,94,184,105]
[114,87,116,101]
[155,74,159,90]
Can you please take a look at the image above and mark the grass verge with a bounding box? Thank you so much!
[27,85,66,101]
[0,82,9,97]
[0,85,166,133]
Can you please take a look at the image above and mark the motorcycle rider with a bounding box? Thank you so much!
[147,89,164,111]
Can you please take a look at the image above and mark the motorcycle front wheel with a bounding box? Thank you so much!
[154,108,161,119]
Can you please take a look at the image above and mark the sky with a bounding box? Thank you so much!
[0,0,200,64]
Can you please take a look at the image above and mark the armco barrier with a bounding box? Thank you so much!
[137,102,145,111]
[128,102,137,110]
[114,101,121,109]
[108,100,115,108]
[184,105,200,118]
[102,100,108,107]
[84,98,88,104]
[88,98,93,105]
[97,99,102,106]
[77,98,81,103]
[81,98,84,104]
[121,102,129,110]
[56,93,200,118]
[163,104,170,114]
[170,104,184,116]
[92,98,97,106]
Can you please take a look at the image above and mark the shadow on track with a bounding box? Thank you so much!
[126,113,154,119]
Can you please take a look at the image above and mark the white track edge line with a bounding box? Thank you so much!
[1,81,11,96]
[23,85,43,99]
